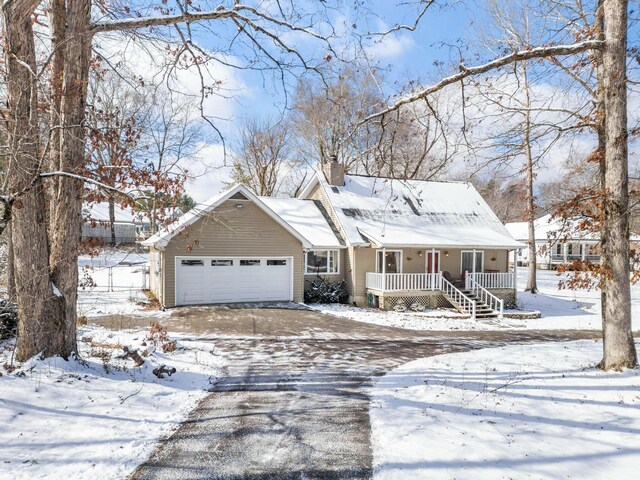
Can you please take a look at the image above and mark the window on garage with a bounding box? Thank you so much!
[181,259,204,266]
[305,250,339,274]
[240,259,261,266]
[211,259,233,266]
[267,259,287,266]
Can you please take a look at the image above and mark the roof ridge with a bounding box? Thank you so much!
[345,173,469,185]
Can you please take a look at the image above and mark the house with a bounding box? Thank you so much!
[143,161,523,318]
[505,214,602,269]
[82,202,140,245]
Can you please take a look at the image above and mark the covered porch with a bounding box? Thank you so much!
[549,241,601,266]
[363,247,517,318]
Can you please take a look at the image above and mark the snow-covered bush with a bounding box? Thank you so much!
[304,278,348,304]
[410,302,426,312]
[393,301,407,312]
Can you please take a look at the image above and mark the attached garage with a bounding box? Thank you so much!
[143,184,344,308]
[175,256,293,305]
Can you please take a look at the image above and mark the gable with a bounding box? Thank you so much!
[142,184,313,249]
[163,199,303,252]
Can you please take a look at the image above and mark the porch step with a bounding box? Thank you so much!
[445,290,501,319]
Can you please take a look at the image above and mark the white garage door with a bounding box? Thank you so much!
[175,256,293,306]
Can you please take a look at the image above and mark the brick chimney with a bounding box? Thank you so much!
[322,155,345,186]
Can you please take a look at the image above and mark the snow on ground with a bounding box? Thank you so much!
[370,340,640,480]
[0,324,224,480]
[77,249,164,318]
[515,268,640,330]
[309,269,640,331]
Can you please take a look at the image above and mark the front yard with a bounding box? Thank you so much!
[370,340,640,480]
[0,324,224,480]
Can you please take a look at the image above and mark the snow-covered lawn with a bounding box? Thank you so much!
[0,324,224,480]
[77,249,164,318]
[309,269,640,331]
[370,340,640,480]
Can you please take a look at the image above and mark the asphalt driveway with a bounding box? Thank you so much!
[99,306,599,480]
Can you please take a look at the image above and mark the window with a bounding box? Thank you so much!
[211,259,233,266]
[240,259,261,266]
[376,250,402,274]
[181,259,203,266]
[305,250,339,274]
[461,251,483,274]
[556,243,562,255]
[267,259,287,266]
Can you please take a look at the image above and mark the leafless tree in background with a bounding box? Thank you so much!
[229,118,298,196]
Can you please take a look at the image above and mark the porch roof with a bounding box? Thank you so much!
[357,225,523,249]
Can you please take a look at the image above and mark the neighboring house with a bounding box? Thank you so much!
[82,202,140,245]
[135,207,184,241]
[143,161,523,318]
[506,214,602,269]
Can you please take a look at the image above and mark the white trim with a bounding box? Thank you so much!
[376,249,403,274]
[174,255,295,306]
[461,250,484,274]
[297,172,321,199]
[304,249,340,275]
[424,249,441,273]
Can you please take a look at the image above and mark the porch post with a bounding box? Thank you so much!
[382,248,386,274]
[431,248,436,290]
[563,243,567,262]
[472,248,477,281]
[581,242,586,261]
[513,253,517,300]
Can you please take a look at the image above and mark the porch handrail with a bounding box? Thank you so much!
[365,272,441,292]
[465,272,514,290]
[466,274,504,319]
[440,275,476,318]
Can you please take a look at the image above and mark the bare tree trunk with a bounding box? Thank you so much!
[599,0,637,369]
[2,0,65,361]
[151,190,158,235]
[522,62,538,293]
[48,0,92,358]
[108,195,116,246]
[7,226,16,302]
[593,0,610,361]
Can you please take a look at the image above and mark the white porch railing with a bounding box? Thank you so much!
[465,272,514,290]
[365,272,442,292]
[441,275,476,317]
[466,275,504,318]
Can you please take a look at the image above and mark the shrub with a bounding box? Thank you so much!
[0,300,17,340]
[148,321,177,353]
[304,278,348,304]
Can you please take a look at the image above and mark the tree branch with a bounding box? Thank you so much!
[363,40,605,123]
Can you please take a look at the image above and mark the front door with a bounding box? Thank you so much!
[426,252,440,273]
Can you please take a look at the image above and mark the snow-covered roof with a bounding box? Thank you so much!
[504,221,530,241]
[260,197,343,249]
[309,173,522,249]
[142,184,342,250]
[83,202,138,224]
[506,214,599,242]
